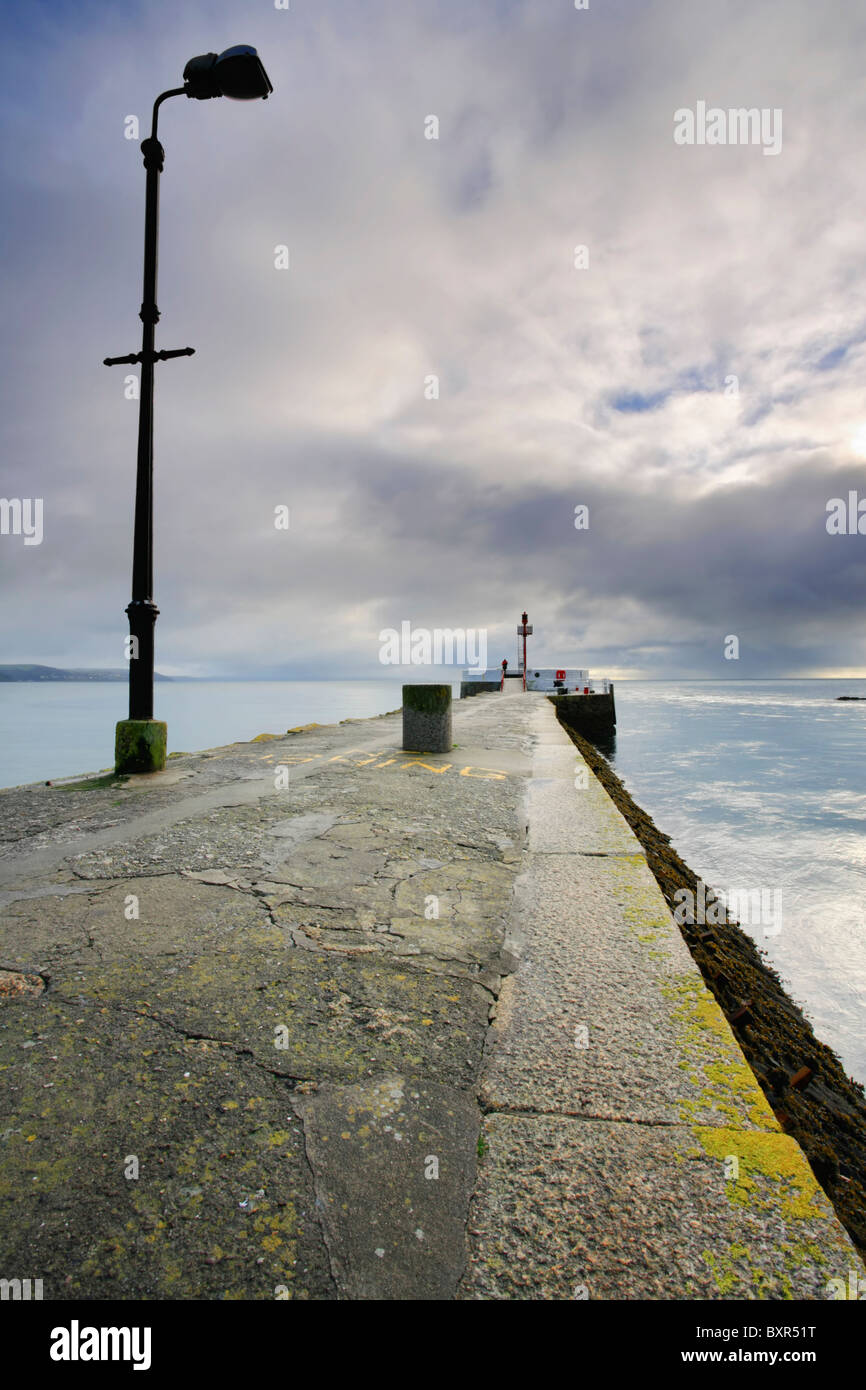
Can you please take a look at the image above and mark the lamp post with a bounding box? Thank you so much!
[517,610,532,690]
[105,46,272,774]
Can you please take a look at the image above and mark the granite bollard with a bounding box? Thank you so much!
[402,684,452,753]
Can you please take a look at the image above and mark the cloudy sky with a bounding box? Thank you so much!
[2,0,865,679]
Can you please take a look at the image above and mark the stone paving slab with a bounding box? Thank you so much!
[526,718,637,855]
[292,1075,478,1299]
[526,776,645,856]
[481,852,778,1129]
[460,1114,858,1301]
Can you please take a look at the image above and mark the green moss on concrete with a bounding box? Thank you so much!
[47,939,489,1091]
[115,719,167,774]
[661,973,779,1130]
[702,1245,759,1297]
[59,773,127,791]
[0,1000,330,1299]
[402,684,452,714]
[694,1126,833,1226]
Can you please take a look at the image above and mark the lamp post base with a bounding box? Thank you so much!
[115,719,167,775]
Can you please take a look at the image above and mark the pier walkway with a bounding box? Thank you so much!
[0,691,862,1299]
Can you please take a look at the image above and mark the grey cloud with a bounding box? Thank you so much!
[2,0,866,679]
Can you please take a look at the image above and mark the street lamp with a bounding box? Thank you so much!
[105,47,272,775]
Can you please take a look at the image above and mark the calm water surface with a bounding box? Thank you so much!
[0,679,414,787]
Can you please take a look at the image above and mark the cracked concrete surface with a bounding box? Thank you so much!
[0,696,529,1299]
[1,693,861,1300]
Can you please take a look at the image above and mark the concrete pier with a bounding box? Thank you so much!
[553,685,616,737]
[0,691,862,1299]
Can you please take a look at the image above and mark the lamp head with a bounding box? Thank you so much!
[183,46,272,101]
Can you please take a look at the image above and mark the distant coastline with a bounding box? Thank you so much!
[0,665,171,683]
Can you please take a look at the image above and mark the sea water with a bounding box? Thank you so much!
[606,680,866,1085]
